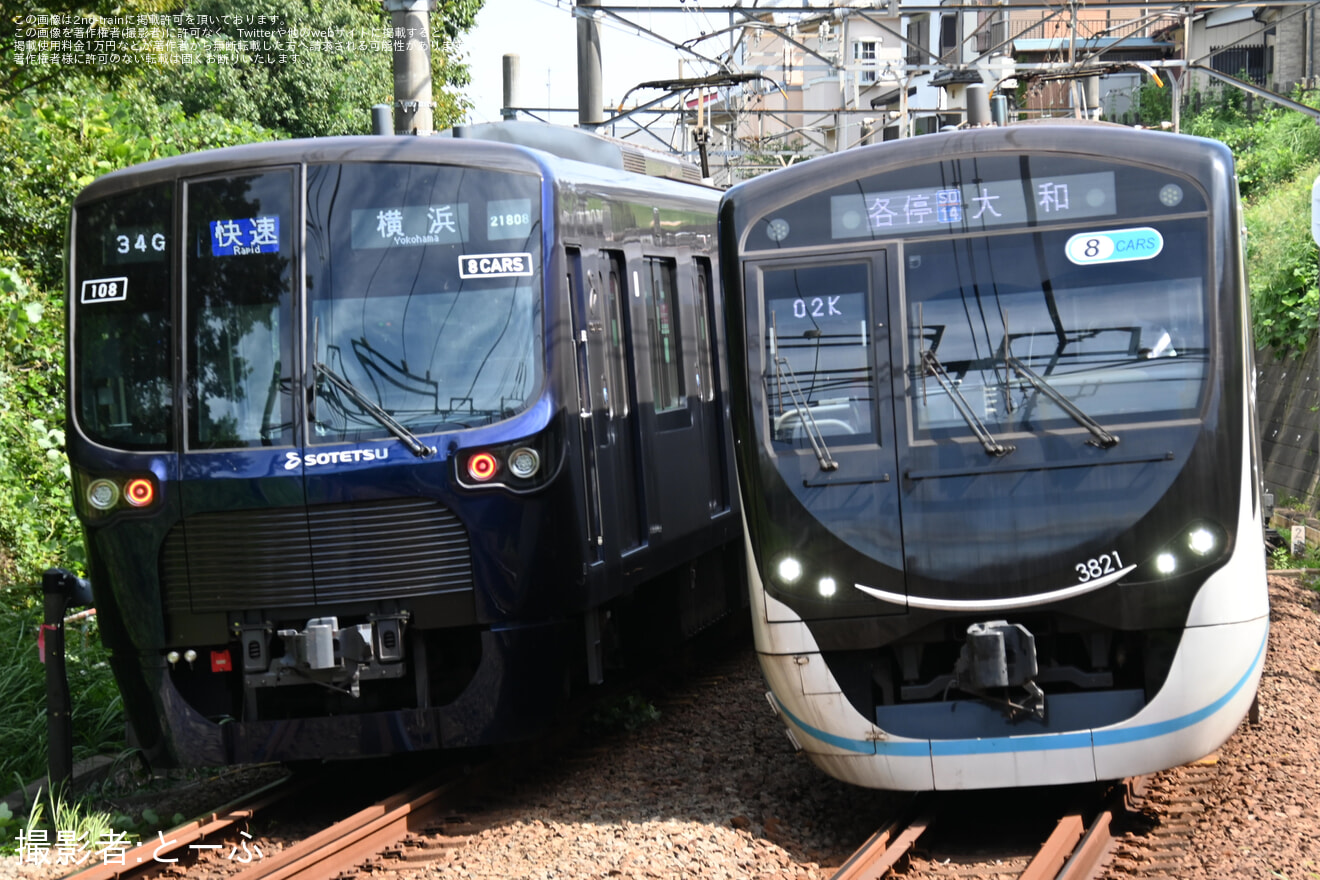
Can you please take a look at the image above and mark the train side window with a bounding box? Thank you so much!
[605,260,631,418]
[567,258,593,417]
[694,258,716,403]
[645,257,683,412]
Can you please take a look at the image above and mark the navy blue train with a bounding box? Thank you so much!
[719,123,1268,789]
[65,123,741,765]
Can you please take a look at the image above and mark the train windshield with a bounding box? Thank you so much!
[905,218,1208,442]
[751,153,1212,456]
[305,163,542,442]
[72,183,175,451]
[71,163,544,453]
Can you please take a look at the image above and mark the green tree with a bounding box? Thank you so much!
[152,0,481,138]
[1,0,173,102]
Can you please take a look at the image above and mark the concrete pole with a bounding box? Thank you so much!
[502,54,520,121]
[384,0,437,135]
[577,0,605,128]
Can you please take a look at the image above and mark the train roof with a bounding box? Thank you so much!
[74,124,716,206]
[721,123,1234,218]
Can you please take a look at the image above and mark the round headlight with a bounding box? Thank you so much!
[124,477,155,507]
[467,451,499,482]
[776,557,803,585]
[87,479,119,511]
[1155,552,1178,575]
[508,447,541,479]
[818,577,837,597]
[1188,527,1216,555]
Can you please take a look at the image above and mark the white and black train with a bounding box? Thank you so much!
[718,123,1268,789]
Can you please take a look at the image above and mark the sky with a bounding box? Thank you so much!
[456,0,731,125]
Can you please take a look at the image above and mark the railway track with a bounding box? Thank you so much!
[832,777,1153,880]
[65,760,497,880]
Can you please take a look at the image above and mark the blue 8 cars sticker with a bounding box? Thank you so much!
[81,277,129,304]
[458,253,534,279]
[1065,227,1164,265]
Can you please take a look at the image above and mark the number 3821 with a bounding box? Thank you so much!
[1075,551,1123,582]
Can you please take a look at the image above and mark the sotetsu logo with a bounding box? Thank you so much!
[284,447,391,471]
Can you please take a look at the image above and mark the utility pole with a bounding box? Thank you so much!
[384,0,437,134]
[577,0,605,128]
[502,54,520,121]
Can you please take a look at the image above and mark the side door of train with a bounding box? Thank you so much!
[688,257,732,520]
[629,254,719,543]
[567,248,646,563]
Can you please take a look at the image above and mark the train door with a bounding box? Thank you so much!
[604,255,646,552]
[692,257,731,517]
[567,248,605,565]
[748,250,907,611]
[634,255,709,539]
[176,168,310,612]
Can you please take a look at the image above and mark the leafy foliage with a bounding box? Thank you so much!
[1195,88,1320,357]
[150,0,480,138]
[0,0,174,102]
[1183,87,1320,201]
[1243,163,1320,355]
[0,264,79,582]
[0,79,273,292]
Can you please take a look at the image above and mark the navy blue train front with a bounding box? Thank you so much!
[65,126,742,766]
[719,123,1268,790]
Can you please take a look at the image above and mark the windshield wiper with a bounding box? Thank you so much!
[769,315,837,472]
[1004,355,1119,449]
[997,306,1118,449]
[919,349,1015,457]
[313,361,436,458]
[772,355,839,471]
[918,304,1012,457]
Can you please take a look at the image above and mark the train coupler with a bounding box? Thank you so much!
[239,613,409,697]
[954,620,1045,720]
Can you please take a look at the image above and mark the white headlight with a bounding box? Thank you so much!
[1188,528,1215,555]
[508,447,540,479]
[776,557,803,584]
[87,479,119,510]
[1156,552,1177,575]
[817,577,837,597]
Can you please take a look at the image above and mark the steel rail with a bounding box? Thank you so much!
[1055,777,1149,880]
[228,769,474,880]
[830,808,934,880]
[71,772,298,880]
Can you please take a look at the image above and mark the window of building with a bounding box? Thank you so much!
[854,40,879,84]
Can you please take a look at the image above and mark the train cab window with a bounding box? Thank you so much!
[903,221,1209,441]
[304,163,542,444]
[184,171,296,450]
[644,258,683,412]
[72,183,175,451]
[762,262,877,448]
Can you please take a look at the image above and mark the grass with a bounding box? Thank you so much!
[0,592,126,852]
[0,595,124,785]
